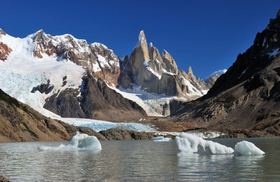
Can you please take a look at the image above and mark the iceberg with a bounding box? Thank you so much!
[176,133,234,155]
[39,132,102,152]
[153,136,172,142]
[176,133,266,156]
[234,141,265,156]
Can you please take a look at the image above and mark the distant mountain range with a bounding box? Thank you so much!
[0,28,223,122]
[3,10,279,138]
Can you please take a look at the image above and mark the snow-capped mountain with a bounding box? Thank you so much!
[204,69,227,88]
[0,29,221,120]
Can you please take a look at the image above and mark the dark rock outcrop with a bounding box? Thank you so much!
[44,73,147,121]
[31,80,54,94]
[0,43,11,61]
[44,88,85,118]
[99,128,154,140]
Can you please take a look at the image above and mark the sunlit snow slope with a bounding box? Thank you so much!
[0,31,156,131]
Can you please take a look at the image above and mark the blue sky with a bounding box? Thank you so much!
[1,0,280,78]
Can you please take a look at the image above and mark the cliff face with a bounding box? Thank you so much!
[119,31,210,98]
[172,12,280,136]
[44,72,147,121]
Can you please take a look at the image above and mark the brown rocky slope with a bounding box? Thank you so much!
[171,11,280,136]
[0,89,103,142]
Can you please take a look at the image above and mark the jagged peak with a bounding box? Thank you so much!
[0,28,6,35]
[209,69,227,77]
[56,33,82,40]
[91,42,108,49]
[162,49,173,59]
[162,49,168,55]
[91,42,116,55]
[33,29,48,37]
[139,30,146,43]
[31,30,87,44]
[277,9,280,18]
[35,29,44,34]
[31,29,50,41]
[137,30,149,49]
[187,66,193,75]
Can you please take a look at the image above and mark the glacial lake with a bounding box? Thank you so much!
[0,137,280,181]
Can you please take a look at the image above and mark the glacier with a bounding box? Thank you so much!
[63,118,155,132]
[112,85,188,117]
[39,132,102,152]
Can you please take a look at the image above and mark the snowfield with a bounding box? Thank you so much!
[0,32,85,117]
[112,85,188,117]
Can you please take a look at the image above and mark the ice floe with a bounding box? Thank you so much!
[234,141,265,156]
[39,133,102,152]
[176,133,234,155]
[176,133,265,156]
[153,136,172,142]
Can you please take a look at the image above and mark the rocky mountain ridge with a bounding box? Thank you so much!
[119,30,211,98]
[0,28,223,121]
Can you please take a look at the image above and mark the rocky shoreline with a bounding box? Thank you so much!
[1,125,278,143]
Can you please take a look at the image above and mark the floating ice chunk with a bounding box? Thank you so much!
[69,132,102,151]
[176,133,234,155]
[153,136,172,142]
[39,133,102,152]
[234,141,265,156]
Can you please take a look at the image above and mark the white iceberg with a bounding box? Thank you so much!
[153,136,172,142]
[234,141,265,156]
[39,132,102,152]
[176,133,234,155]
